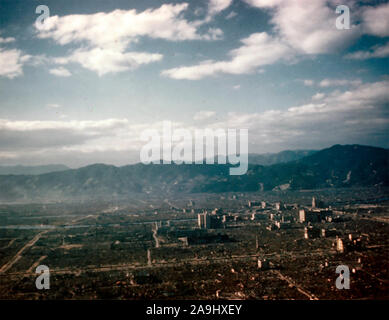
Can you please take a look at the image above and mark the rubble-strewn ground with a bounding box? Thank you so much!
[0,187,388,299]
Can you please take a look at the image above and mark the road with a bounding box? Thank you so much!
[27,255,47,273]
[361,216,389,224]
[272,270,319,300]
[152,226,160,248]
[0,231,48,274]
[3,248,332,278]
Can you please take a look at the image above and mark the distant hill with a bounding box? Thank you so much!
[0,164,70,175]
[250,144,389,191]
[0,145,387,202]
[209,150,317,165]
[248,150,317,165]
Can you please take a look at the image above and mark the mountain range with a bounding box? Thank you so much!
[248,150,317,166]
[0,164,69,175]
[0,145,387,202]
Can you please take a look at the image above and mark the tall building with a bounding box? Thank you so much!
[198,212,223,229]
[304,226,320,239]
[147,249,152,266]
[337,238,344,253]
[312,196,325,208]
[198,212,210,229]
[212,208,223,215]
[299,209,327,223]
[299,209,306,223]
[258,258,269,270]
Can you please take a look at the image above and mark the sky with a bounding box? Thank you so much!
[0,0,388,167]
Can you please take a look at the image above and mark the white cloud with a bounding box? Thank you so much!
[221,80,389,150]
[345,42,389,60]
[287,103,327,115]
[303,79,314,86]
[0,48,30,78]
[193,110,216,121]
[319,78,361,87]
[55,48,163,76]
[362,2,389,37]
[36,4,214,47]
[233,84,241,90]
[312,92,325,100]
[46,104,61,109]
[208,0,233,16]
[201,0,234,23]
[49,66,71,77]
[226,11,237,19]
[162,32,292,79]
[203,27,224,41]
[27,54,49,67]
[244,0,360,54]
[0,118,187,166]
[0,36,15,44]
[301,78,362,88]
[0,118,129,132]
[0,118,134,155]
[163,0,384,81]
[325,80,389,109]
[36,3,221,75]
[1,80,388,164]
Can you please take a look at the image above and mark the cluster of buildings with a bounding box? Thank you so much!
[197,197,364,244]
[178,196,367,259]
[335,233,365,253]
[197,208,225,229]
[298,197,333,223]
[197,197,331,230]
[196,200,300,230]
